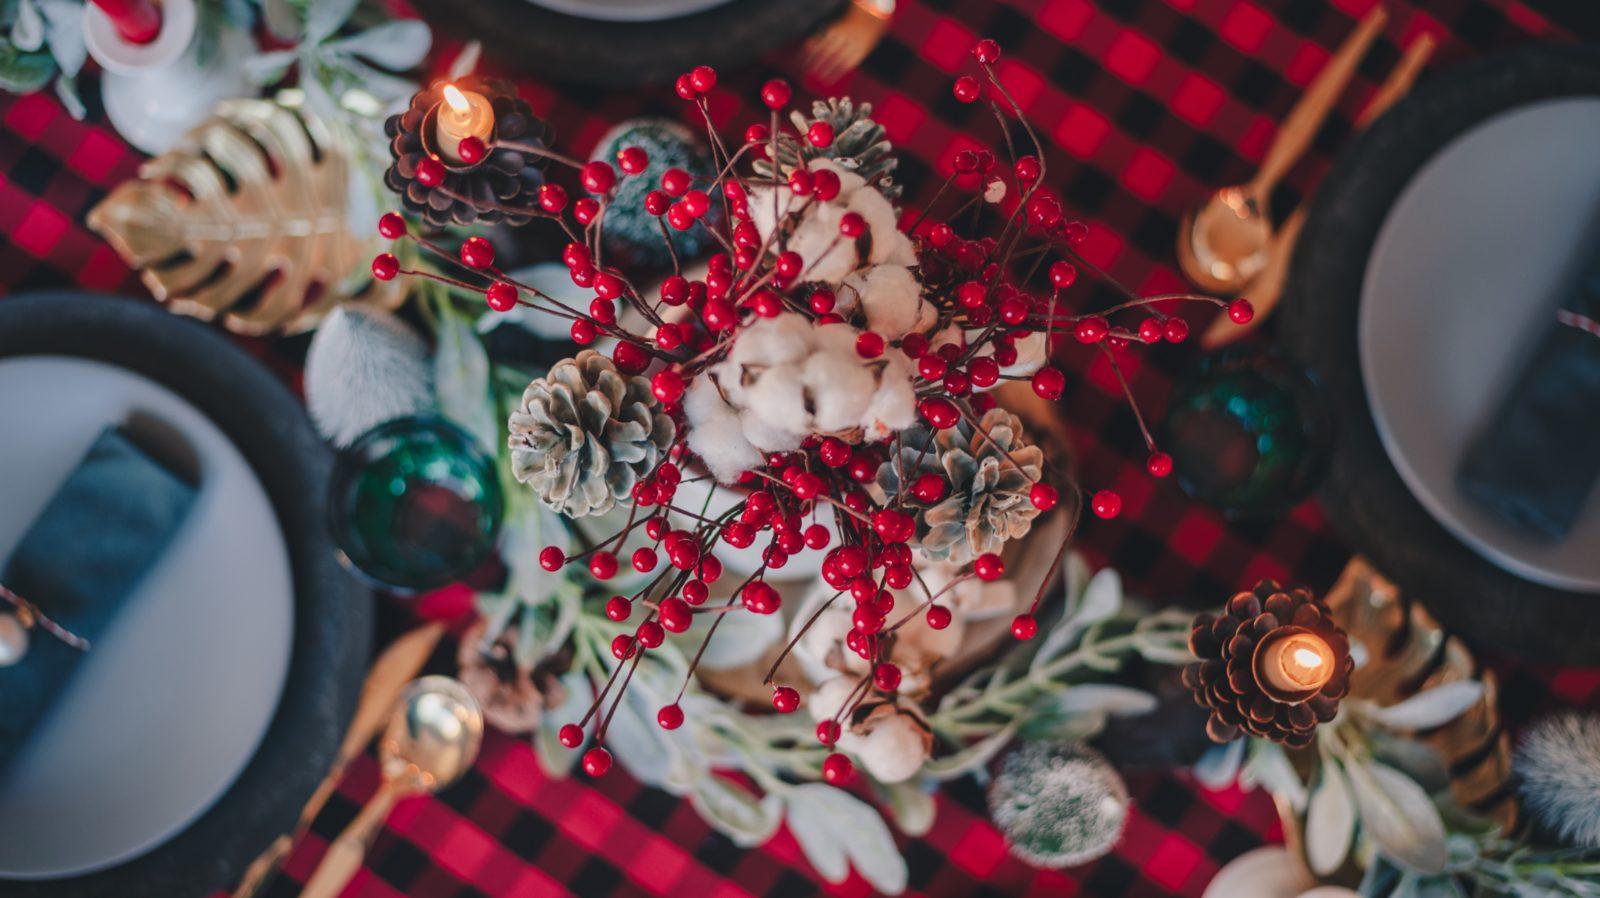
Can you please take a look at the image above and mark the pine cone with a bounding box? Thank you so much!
[383,77,548,228]
[1182,580,1354,748]
[877,407,1043,564]
[753,97,901,199]
[508,350,675,517]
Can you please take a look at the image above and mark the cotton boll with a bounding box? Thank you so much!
[848,186,913,268]
[795,603,856,681]
[859,356,917,441]
[802,351,876,433]
[1001,331,1049,378]
[790,203,855,283]
[854,712,933,783]
[812,320,862,356]
[729,312,813,370]
[740,408,804,453]
[746,184,798,248]
[844,264,928,340]
[745,364,813,436]
[684,377,762,482]
[984,178,1007,204]
[808,675,859,723]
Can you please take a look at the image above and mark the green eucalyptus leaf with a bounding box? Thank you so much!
[0,39,53,92]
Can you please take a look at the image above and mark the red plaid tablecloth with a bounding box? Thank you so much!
[4,1,1600,896]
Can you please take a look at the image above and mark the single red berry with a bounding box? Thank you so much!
[666,203,695,231]
[910,472,948,504]
[742,580,781,615]
[558,723,583,748]
[590,551,618,580]
[791,471,823,500]
[414,156,445,186]
[1147,451,1174,478]
[812,168,842,201]
[1075,316,1109,344]
[818,436,852,467]
[456,136,486,165]
[1011,613,1038,640]
[918,397,961,429]
[571,318,598,345]
[953,75,981,103]
[675,74,698,100]
[637,620,664,649]
[611,634,636,660]
[589,297,617,325]
[1091,490,1123,519]
[573,198,601,225]
[856,331,885,358]
[926,605,953,630]
[1050,261,1078,289]
[1014,155,1041,184]
[973,38,1001,64]
[689,64,718,93]
[377,212,406,239]
[1030,482,1058,511]
[816,720,841,746]
[822,753,855,785]
[1138,317,1164,343]
[969,357,1000,388]
[657,704,684,730]
[644,189,671,216]
[582,746,612,777]
[874,663,902,692]
[772,685,801,713]
[775,251,804,281]
[807,121,835,148]
[810,287,836,314]
[683,189,711,218]
[659,597,692,633]
[999,296,1029,326]
[460,236,495,269]
[539,546,566,571]
[605,595,632,622]
[370,253,399,281]
[918,353,948,382]
[617,145,649,174]
[803,523,831,550]
[1163,317,1190,343]
[651,368,686,404]
[974,552,1005,582]
[1228,298,1255,324]
[660,167,692,197]
[840,212,867,238]
[612,341,649,375]
[582,160,617,195]
[486,281,518,312]
[538,182,569,213]
[684,580,709,605]
[1032,367,1066,401]
[761,78,791,109]
[632,546,658,573]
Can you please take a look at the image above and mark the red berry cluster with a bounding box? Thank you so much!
[373,42,1244,784]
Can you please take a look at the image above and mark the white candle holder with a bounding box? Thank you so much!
[84,0,255,154]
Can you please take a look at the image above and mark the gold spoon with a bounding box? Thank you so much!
[1177,5,1389,294]
[1201,33,1436,349]
[300,676,483,898]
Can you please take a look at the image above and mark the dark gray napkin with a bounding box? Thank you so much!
[1458,250,1600,541]
[0,426,198,770]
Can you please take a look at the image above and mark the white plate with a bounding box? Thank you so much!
[1360,97,1600,592]
[524,0,734,23]
[0,357,294,878]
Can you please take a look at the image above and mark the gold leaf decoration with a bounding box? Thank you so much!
[87,97,402,335]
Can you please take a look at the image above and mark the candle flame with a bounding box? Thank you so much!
[442,84,470,113]
[1292,647,1326,669]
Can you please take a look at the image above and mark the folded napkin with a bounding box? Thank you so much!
[0,425,198,770]
[1458,247,1600,541]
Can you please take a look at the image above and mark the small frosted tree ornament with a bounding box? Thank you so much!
[988,742,1130,868]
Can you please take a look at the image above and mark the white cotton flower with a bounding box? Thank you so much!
[730,313,814,369]
[917,560,1017,620]
[984,177,1007,204]
[684,376,762,482]
[860,352,917,441]
[848,183,914,268]
[740,409,804,453]
[843,264,934,340]
[812,320,861,356]
[808,675,859,723]
[802,351,876,433]
[745,364,812,434]
[853,710,933,783]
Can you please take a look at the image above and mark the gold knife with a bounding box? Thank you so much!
[230,621,447,898]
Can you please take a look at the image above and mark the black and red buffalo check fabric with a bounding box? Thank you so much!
[4,1,1600,896]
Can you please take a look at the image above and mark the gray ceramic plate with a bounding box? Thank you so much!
[525,0,733,22]
[1359,97,1600,591]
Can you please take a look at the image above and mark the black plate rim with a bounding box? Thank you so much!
[409,0,844,88]
[0,292,371,897]
[1280,44,1600,664]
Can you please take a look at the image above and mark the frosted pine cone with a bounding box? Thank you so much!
[508,350,674,517]
[753,97,901,198]
[877,407,1043,564]
[1182,580,1353,747]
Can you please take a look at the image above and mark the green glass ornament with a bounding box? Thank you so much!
[1161,350,1332,518]
[329,415,503,591]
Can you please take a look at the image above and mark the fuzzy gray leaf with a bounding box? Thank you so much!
[1306,758,1356,875]
[1347,760,1448,874]
[1364,681,1482,731]
[690,777,782,848]
[433,303,498,452]
[784,784,908,894]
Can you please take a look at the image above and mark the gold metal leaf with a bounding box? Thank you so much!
[87,97,402,335]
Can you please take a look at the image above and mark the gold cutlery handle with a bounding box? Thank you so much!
[229,835,292,898]
[1248,5,1388,201]
[300,775,413,898]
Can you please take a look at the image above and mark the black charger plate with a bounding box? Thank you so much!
[409,0,843,88]
[1279,46,1600,665]
[0,293,370,897]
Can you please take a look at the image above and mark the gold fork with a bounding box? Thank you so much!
[800,0,895,85]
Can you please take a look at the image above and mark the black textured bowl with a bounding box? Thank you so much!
[409,0,843,88]
[0,293,370,897]
[1279,46,1600,664]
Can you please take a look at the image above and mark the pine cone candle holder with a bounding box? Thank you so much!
[508,350,675,518]
[1183,580,1353,747]
[383,78,549,228]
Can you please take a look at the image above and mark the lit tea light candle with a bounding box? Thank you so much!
[434,84,494,165]
[1256,629,1334,696]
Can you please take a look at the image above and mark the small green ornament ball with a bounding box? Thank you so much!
[988,742,1130,868]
